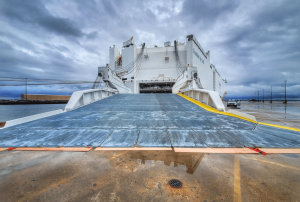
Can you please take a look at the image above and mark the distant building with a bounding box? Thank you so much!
[21,94,71,101]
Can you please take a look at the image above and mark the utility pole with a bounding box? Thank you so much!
[270,86,272,103]
[284,80,287,104]
[25,78,28,100]
[263,89,264,102]
[258,91,259,102]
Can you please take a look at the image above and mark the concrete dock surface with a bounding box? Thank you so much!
[0,95,299,201]
[227,101,300,129]
[0,150,299,202]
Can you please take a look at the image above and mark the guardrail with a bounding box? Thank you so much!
[65,87,118,112]
[181,88,225,111]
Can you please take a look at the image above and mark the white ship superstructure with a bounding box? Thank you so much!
[96,34,227,110]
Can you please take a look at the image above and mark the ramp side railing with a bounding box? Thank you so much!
[181,89,226,111]
[65,87,118,112]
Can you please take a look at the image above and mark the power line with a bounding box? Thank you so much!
[0,77,101,86]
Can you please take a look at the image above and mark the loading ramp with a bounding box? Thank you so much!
[0,94,299,150]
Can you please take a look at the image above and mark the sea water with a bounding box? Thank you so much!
[0,104,66,122]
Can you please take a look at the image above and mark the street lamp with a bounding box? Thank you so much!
[270,86,272,103]
[25,78,28,100]
[284,80,287,104]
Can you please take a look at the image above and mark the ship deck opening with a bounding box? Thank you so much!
[139,82,174,93]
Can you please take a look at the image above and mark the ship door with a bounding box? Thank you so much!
[139,82,174,93]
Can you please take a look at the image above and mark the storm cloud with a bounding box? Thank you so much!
[0,0,299,99]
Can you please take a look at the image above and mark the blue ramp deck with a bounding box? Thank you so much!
[0,94,299,148]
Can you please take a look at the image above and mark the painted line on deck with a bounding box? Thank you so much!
[178,94,257,123]
[179,94,300,132]
[234,155,242,202]
[246,157,300,170]
[258,122,300,132]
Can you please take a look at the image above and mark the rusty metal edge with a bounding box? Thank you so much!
[94,147,173,151]
[12,147,92,152]
[174,148,258,153]
[259,148,300,153]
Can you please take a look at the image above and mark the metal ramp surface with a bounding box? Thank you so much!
[0,94,299,148]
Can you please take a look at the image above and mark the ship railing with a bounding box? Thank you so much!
[194,78,204,89]
[65,87,118,112]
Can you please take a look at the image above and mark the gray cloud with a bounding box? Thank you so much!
[0,0,299,99]
[180,0,238,24]
[0,0,83,37]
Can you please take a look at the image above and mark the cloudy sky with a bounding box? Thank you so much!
[0,0,299,99]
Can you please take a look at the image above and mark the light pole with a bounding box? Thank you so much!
[258,91,259,102]
[263,89,264,102]
[284,80,287,104]
[270,86,272,103]
[25,78,28,100]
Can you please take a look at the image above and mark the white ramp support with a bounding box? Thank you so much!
[181,89,226,111]
[65,87,118,112]
[227,109,257,122]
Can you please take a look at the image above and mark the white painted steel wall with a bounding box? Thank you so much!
[181,88,226,111]
[137,45,186,81]
[65,88,118,112]
[186,40,227,97]
[98,66,133,94]
[121,45,136,79]
[107,35,227,96]
[109,46,120,71]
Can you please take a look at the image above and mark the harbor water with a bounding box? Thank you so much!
[0,104,66,122]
